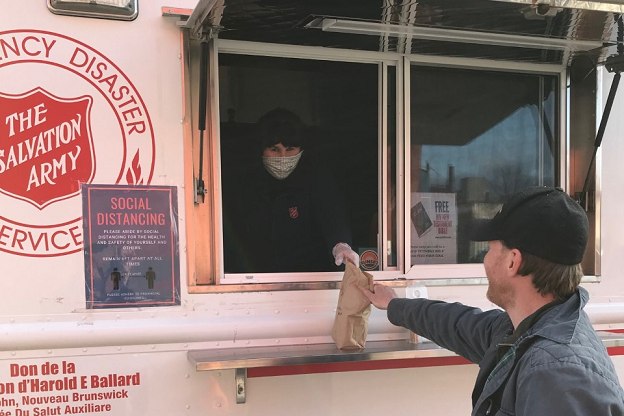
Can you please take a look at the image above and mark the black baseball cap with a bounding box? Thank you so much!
[471,186,588,265]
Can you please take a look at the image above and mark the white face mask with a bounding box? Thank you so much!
[262,151,303,180]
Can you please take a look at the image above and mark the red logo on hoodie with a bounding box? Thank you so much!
[289,206,299,219]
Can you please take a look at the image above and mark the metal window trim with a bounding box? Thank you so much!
[395,60,406,272]
[216,39,402,64]
[379,63,389,269]
[315,18,602,52]
[407,54,565,75]
[403,56,412,274]
[218,39,566,74]
[210,38,224,285]
[562,64,602,279]
[562,67,570,191]
[594,68,603,278]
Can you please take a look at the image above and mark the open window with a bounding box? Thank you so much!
[219,54,383,278]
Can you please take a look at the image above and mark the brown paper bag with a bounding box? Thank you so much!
[332,261,374,349]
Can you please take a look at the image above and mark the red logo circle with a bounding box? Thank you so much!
[360,250,379,271]
[0,30,155,257]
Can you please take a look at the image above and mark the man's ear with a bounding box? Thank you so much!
[507,248,523,276]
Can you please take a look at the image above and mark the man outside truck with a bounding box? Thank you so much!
[362,186,624,415]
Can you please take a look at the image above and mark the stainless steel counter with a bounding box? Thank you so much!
[188,332,624,372]
[188,333,624,403]
[188,339,454,371]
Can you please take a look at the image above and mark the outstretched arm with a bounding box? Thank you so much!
[362,284,510,363]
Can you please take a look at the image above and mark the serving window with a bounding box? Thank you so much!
[218,52,395,283]
[182,36,582,291]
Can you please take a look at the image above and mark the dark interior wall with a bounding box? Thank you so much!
[219,54,381,251]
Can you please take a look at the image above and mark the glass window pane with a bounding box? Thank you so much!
[219,54,378,274]
[409,66,556,265]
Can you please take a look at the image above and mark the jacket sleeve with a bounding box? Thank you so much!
[387,298,511,363]
[515,361,624,416]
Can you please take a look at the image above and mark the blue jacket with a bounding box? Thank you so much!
[387,288,624,415]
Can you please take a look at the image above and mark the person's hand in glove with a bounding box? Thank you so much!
[332,243,360,268]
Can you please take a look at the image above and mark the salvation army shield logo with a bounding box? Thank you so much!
[289,206,299,219]
[0,88,95,209]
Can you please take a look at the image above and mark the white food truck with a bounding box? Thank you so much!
[2,0,624,414]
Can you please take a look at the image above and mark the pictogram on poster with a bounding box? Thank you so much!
[82,184,180,308]
[410,193,457,264]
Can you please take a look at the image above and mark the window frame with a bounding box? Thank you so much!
[403,57,568,281]
[182,33,600,293]
[213,40,402,286]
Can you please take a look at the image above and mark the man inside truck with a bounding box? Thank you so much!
[363,186,624,415]
[222,107,359,273]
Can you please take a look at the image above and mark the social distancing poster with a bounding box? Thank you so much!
[82,184,180,309]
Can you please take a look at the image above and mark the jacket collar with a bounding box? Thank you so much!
[521,287,587,345]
